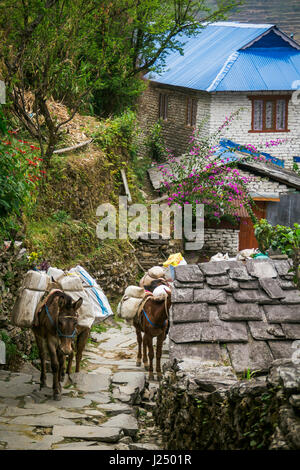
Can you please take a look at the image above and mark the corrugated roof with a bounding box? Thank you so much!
[147,22,300,92]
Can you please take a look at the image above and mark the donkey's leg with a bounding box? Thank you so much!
[156,332,165,380]
[142,333,149,370]
[47,340,61,401]
[135,326,142,367]
[75,328,90,373]
[33,332,47,389]
[66,350,74,376]
[147,335,155,381]
[58,349,66,383]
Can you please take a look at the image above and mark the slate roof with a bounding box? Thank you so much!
[147,22,300,92]
[169,259,300,374]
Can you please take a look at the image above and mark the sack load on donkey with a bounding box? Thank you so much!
[118,268,172,380]
[10,266,113,400]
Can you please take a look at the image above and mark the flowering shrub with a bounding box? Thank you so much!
[158,113,259,224]
[0,130,44,216]
[157,112,287,225]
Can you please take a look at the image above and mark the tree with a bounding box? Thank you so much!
[0,0,240,165]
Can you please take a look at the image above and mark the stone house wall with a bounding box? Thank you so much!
[138,82,298,255]
[137,81,210,159]
[138,83,300,170]
[209,91,300,169]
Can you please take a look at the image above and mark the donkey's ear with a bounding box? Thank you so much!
[73,297,83,311]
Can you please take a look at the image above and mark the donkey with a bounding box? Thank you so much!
[32,290,83,401]
[133,279,171,380]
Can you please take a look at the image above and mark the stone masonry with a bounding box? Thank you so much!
[0,320,168,450]
[153,258,300,450]
[138,82,300,169]
[169,259,300,373]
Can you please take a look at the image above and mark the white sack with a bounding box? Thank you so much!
[11,288,44,328]
[124,285,145,298]
[118,296,144,320]
[22,270,50,291]
[69,266,113,321]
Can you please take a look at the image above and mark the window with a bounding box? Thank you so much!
[249,96,290,132]
[186,98,197,127]
[159,93,168,120]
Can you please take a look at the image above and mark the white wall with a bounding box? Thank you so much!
[207,91,300,169]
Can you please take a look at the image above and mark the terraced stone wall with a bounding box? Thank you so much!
[154,358,300,450]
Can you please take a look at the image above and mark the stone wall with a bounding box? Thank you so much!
[154,358,300,450]
[0,245,35,371]
[138,83,300,169]
[203,228,239,256]
[133,233,183,272]
[209,91,300,169]
[137,82,210,159]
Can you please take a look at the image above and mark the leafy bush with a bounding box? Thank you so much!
[254,219,300,287]
[145,120,167,163]
[0,131,44,217]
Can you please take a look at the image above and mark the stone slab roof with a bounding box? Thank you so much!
[169,259,300,374]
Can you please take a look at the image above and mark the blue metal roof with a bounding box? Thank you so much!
[148,22,300,92]
[217,139,285,167]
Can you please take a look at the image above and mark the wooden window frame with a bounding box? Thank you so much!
[186,97,197,127]
[248,95,290,133]
[159,93,168,121]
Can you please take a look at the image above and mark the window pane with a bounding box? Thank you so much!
[253,100,263,130]
[265,101,274,129]
[276,99,286,130]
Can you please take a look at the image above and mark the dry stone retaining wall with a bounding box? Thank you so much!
[154,358,300,450]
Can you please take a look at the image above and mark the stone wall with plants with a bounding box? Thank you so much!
[154,358,300,450]
[0,244,36,370]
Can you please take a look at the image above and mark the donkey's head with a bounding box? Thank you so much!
[52,293,83,356]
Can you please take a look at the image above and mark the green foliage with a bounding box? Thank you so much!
[92,110,137,154]
[0,0,239,158]
[0,331,19,363]
[254,219,300,287]
[0,130,42,217]
[91,323,108,334]
[51,210,71,224]
[145,120,167,163]
[293,162,300,176]
[253,218,274,254]
[159,111,257,224]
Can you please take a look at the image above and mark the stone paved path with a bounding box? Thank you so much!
[0,319,169,450]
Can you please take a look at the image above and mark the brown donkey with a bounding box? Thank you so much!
[32,290,83,401]
[133,280,171,380]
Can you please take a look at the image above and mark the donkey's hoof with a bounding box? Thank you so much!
[148,373,154,381]
[144,363,149,371]
[136,361,141,367]
[157,373,163,381]
[53,393,62,401]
